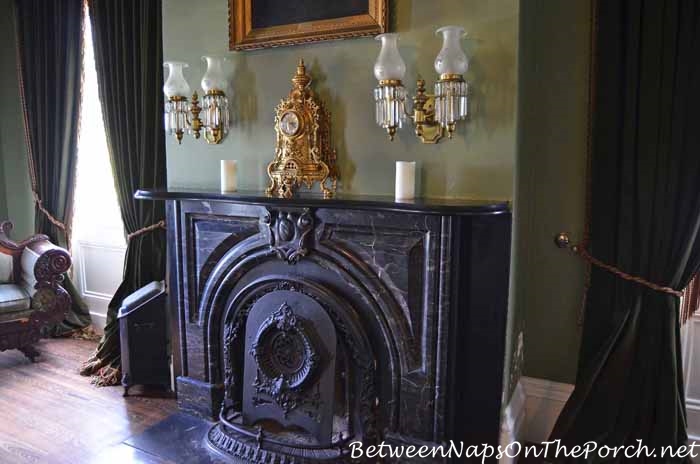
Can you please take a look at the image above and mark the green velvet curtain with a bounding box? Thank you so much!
[14,0,91,336]
[80,0,167,385]
[550,0,700,459]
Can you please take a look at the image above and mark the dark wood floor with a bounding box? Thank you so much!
[0,339,546,464]
[0,338,177,464]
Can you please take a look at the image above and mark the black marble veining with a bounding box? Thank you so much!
[142,190,512,463]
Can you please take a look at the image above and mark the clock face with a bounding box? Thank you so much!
[280,111,300,137]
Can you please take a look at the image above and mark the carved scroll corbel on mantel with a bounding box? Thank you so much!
[262,208,314,264]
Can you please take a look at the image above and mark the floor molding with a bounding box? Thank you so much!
[501,376,575,451]
[500,381,526,463]
[89,311,107,334]
[521,376,574,443]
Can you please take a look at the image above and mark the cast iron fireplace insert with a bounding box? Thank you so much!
[136,188,511,463]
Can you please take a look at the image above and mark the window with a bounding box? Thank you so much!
[70,12,125,332]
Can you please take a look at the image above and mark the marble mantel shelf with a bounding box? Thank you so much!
[135,188,510,216]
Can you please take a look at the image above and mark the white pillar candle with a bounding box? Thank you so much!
[395,161,416,200]
[220,160,238,192]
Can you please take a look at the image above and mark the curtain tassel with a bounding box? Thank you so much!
[91,365,121,387]
[681,274,700,324]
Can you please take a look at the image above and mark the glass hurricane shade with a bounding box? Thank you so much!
[201,56,228,93]
[373,33,406,139]
[200,56,229,139]
[434,26,468,128]
[374,33,406,81]
[163,61,191,98]
[434,26,468,76]
[163,62,191,142]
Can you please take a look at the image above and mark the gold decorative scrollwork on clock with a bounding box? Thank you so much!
[266,59,338,199]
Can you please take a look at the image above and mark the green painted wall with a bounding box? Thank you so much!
[162,0,518,200]
[514,0,591,384]
[163,0,521,406]
[0,130,7,220]
[0,0,590,401]
[0,0,34,239]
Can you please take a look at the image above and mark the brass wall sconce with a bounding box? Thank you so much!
[163,56,230,145]
[373,26,468,144]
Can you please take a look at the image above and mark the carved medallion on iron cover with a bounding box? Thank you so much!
[250,302,321,417]
[242,289,336,446]
[262,208,314,264]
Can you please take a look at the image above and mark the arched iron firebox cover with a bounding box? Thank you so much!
[242,290,336,446]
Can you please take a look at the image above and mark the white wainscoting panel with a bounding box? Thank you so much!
[73,240,126,333]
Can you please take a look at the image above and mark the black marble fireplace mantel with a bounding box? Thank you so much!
[135,188,510,215]
[136,188,511,463]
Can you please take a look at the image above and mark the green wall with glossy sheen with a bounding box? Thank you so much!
[515,0,591,385]
[0,0,34,239]
[162,0,518,200]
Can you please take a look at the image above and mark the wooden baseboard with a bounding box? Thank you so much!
[500,381,526,463]
[89,312,107,333]
[501,376,574,451]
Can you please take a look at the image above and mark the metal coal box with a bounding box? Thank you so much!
[117,281,169,396]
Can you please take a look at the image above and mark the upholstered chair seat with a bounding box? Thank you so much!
[0,221,72,361]
[0,284,32,320]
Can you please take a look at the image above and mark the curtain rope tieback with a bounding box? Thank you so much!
[32,190,69,233]
[127,220,166,241]
[555,233,683,297]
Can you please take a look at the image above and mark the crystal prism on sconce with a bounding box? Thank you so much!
[163,56,230,145]
[373,26,468,143]
[163,61,191,144]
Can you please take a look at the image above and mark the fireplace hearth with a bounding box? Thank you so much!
[136,189,511,463]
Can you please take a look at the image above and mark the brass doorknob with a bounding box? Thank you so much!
[554,232,571,249]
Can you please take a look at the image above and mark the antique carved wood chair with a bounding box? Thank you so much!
[0,221,72,361]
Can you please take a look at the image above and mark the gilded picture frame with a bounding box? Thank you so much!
[228,0,387,51]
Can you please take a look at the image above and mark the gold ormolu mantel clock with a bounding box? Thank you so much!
[266,59,338,199]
